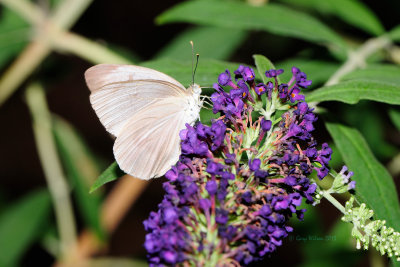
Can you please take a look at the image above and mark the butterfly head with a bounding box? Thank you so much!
[190,83,202,96]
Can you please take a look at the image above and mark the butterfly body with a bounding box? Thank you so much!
[85,64,202,180]
[183,84,202,124]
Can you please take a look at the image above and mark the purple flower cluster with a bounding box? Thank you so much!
[144,64,333,266]
[273,101,332,181]
[144,120,232,266]
[337,165,356,191]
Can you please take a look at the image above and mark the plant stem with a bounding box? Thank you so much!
[387,45,400,64]
[50,0,93,30]
[25,83,78,259]
[68,175,148,260]
[0,0,44,25]
[52,31,133,64]
[0,40,51,105]
[0,0,134,106]
[321,191,346,214]
[325,36,391,86]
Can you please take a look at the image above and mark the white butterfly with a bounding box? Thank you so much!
[85,64,202,180]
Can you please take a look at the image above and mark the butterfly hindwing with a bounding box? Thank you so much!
[113,97,188,179]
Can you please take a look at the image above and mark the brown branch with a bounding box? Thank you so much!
[59,175,149,265]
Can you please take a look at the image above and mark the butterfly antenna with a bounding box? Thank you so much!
[190,41,200,85]
[193,53,199,84]
[190,41,195,85]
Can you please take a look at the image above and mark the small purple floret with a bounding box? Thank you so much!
[265,68,284,78]
[261,118,272,132]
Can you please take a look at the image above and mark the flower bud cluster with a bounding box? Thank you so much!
[342,196,400,261]
[328,165,356,194]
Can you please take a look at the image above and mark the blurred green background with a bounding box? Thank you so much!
[0,0,399,266]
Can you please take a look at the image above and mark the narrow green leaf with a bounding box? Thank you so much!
[50,0,64,8]
[155,26,248,61]
[90,162,124,193]
[53,116,105,240]
[328,143,344,169]
[156,0,347,54]
[276,59,339,87]
[141,58,246,89]
[0,8,30,68]
[389,25,400,42]
[388,108,400,132]
[342,64,400,84]
[0,190,51,266]
[279,0,384,36]
[253,54,279,84]
[306,80,400,104]
[326,122,400,229]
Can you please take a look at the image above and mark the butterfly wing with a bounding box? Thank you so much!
[113,97,190,180]
[85,64,187,136]
[85,64,185,93]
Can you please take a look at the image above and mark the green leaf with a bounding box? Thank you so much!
[53,116,105,240]
[253,54,279,84]
[392,258,400,267]
[155,26,248,61]
[156,0,347,54]
[342,64,400,84]
[50,0,64,8]
[0,190,51,266]
[328,143,343,169]
[90,162,124,193]
[141,57,245,89]
[0,8,30,69]
[279,0,384,36]
[200,108,219,126]
[389,25,400,42]
[306,80,400,104]
[326,122,400,229]
[276,59,339,87]
[388,108,400,132]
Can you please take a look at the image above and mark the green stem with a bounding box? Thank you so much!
[0,0,44,25]
[52,31,133,64]
[0,40,51,106]
[387,45,400,64]
[0,0,134,106]
[321,191,346,214]
[325,35,391,86]
[50,0,93,30]
[25,83,77,258]
[318,36,393,217]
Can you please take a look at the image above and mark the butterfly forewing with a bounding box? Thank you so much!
[85,64,186,93]
[85,64,188,136]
